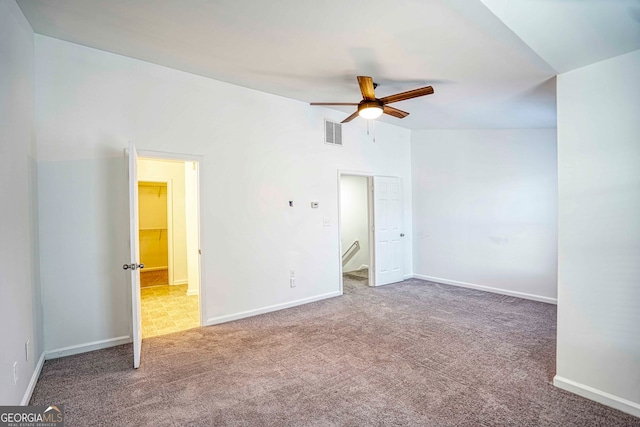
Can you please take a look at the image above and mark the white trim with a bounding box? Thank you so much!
[137,149,202,162]
[403,273,414,280]
[413,274,557,304]
[44,336,131,360]
[206,291,341,326]
[358,264,369,270]
[554,375,640,418]
[172,279,188,285]
[167,179,174,286]
[186,289,199,296]
[21,352,45,406]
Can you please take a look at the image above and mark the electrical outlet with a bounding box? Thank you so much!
[25,339,30,361]
[290,277,296,288]
[13,362,18,385]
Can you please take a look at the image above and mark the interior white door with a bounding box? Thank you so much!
[373,176,404,286]
[126,141,143,368]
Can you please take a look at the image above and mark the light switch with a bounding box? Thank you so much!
[311,202,319,208]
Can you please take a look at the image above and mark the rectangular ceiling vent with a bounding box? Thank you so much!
[324,120,342,146]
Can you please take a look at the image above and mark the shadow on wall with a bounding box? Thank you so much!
[39,156,130,351]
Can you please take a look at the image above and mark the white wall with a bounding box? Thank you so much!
[0,0,43,405]
[411,129,558,303]
[340,176,370,272]
[555,49,640,416]
[34,36,413,352]
[138,159,187,284]
[38,159,131,353]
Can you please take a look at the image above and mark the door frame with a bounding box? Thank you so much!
[136,149,207,327]
[337,170,376,293]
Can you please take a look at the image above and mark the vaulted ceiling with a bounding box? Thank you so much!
[16,0,640,129]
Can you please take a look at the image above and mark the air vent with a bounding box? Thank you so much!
[324,120,342,146]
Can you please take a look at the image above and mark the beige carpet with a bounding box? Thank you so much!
[30,278,639,426]
[343,268,369,286]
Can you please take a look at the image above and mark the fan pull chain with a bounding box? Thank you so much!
[365,120,376,142]
[372,119,376,143]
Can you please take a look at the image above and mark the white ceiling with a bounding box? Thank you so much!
[481,0,640,74]
[16,0,631,130]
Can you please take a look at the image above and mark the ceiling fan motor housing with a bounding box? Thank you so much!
[358,99,384,119]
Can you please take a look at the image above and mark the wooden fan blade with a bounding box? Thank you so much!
[310,102,360,106]
[357,76,376,100]
[380,86,434,104]
[341,110,360,123]
[383,105,410,119]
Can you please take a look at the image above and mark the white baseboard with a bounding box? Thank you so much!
[206,291,342,326]
[403,273,414,280]
[358,264,369,270]
[44,335,131,360]
[186,289,199,296]
[413,274,557,304]
[21,352,45,405]
[554,375,640,418]
[172,279,188,285]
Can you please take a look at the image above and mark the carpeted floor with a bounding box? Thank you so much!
[343,268,369,292]
[343,268,369,288]
[30,279,639,426]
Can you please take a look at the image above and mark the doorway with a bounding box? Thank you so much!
[137,157,201,338]
[340,174,373,293]
[338,172,405,294]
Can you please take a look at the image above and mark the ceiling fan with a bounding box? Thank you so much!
[310,76,434,123]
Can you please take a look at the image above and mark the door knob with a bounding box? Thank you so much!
[139,264,145,269]
[400,233,405,237]
[123,263,144,270]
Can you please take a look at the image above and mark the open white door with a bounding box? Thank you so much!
[126,141,143,368]
[373,176,404,286]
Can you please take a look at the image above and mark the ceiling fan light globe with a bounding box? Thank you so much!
[358,105,383,120]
